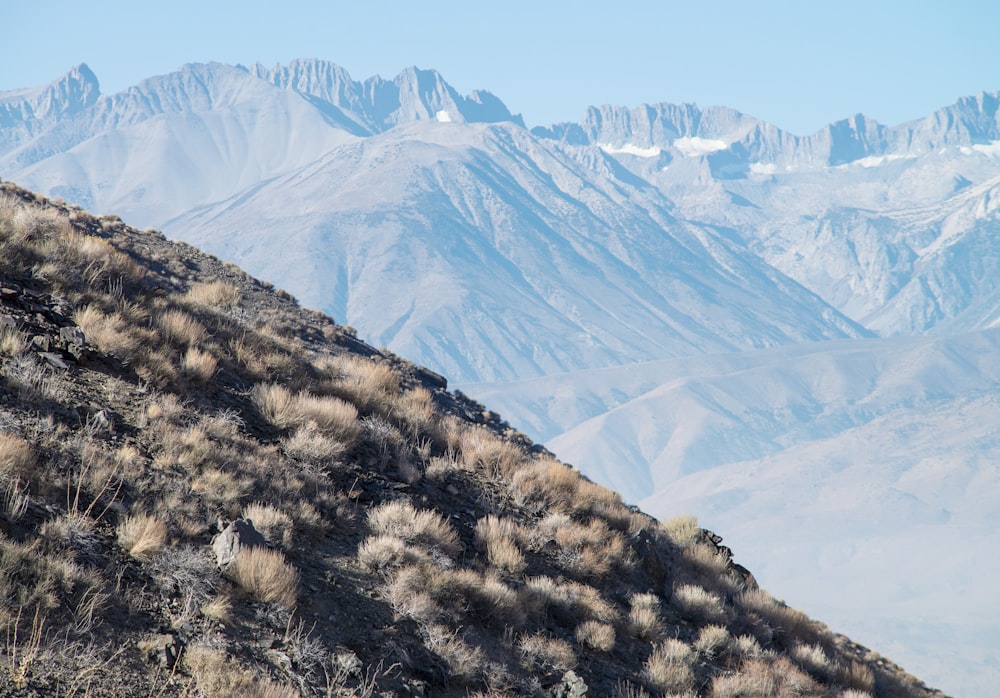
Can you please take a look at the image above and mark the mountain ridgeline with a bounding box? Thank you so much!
[3,59,999,695]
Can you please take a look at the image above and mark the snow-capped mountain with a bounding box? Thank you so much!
[3,60,1000,696]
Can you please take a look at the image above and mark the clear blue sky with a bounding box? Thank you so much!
[2,0,998,135]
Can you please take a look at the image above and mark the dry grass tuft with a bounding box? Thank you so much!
[185,281,241,310]
[242,502,293,549]
[629,592,665,640]
[475,515,526,576]
[227,546,299,609]
[694,624,731,659]
[0,326,28,356]
[422,624,486,684]
[73,305,141,359]
[358,536,434,578]
[183,346,218,382]
[0,433,35,480]
[519,633,576,673]
[671,583,729,624]
[661,514,701,547]
[158,308,206,347]
[253,383,361,445]
[644,639,695,694]
[367,500,461,558]
[575,620,616,652]
[116,514,168,561]
[183,643,299,698]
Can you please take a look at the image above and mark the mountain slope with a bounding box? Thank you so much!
[0,183,943,697]
[465,330,1000,695]
[166,118,865,383]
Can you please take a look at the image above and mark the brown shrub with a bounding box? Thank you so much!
[644,639,695,694]
[367,500,461,558]
[227,546,298,609]
[183,643,298,698]
[671,583,729,624]
[0,433,35,480]
[575,620,615,652]
[184,281,241,311]
[73,305,141,360]
[519,633,576,673]
[358,536,434,578]
[183,346,218,382]
[242,502,293,548]
[116,514,168,561]
[158,308,206,347]
[629,592,665,640]
[475,515,526,576]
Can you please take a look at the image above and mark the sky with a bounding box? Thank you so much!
[2,0,999,135]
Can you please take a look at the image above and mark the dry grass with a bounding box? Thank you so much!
[227,546,299,609]
[644,639,695,694]
[661,514,701,547]
[282,424,347,470]
[386,564,525,631]
[73,305,141,359]
[709,657,822,698]
[183,643,299,698]
[357,536,434,578]
[629,592,665,640]
[319,354,400,413]
[575,620,615,652]
[184,281,241,311]
[519,633,576,672]
[457,425,525,478]
[116,514,168,561]
[475,515,526,576]
[737,588,825,647]
[0,433,35,480]
[158,308,206,347]
[2,477,30,522]
[422,624,486,684]
[242,502,293,549]
[200,594,233,625]
[671,583,729,624]
[253,383,361,445]
[694,624,731,660]
[367,500,461,558]
[838,660,876,693]
[183,346,218,382]
[519,577,618,625]
[0,326,27,356]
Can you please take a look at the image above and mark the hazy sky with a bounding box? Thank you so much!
[3,0,998,135]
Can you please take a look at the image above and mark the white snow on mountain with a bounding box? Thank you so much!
[672,136,729,156]
[598,143,661,157]
[3,61,1000,696]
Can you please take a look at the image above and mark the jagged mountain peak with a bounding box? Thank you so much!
[247,58,524,133]
[0,62,101,121]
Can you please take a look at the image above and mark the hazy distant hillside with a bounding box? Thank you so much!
[0,182,943,697]
[3,60,1000,696]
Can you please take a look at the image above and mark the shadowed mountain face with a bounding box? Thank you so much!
[3,60,1000,695]
[0,182,944,697]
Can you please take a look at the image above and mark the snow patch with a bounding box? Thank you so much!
[435,110,452,123]
[599,143,662,158]
[853,154,907,168]
[673,137,728,157]
[960,140,1000,157]
[749,162,777,175]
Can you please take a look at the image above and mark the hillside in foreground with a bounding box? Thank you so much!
[0,181,942,696]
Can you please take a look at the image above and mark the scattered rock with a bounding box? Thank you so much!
[212,518,267,569]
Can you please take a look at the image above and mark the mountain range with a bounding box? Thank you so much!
[3,59,999,696]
